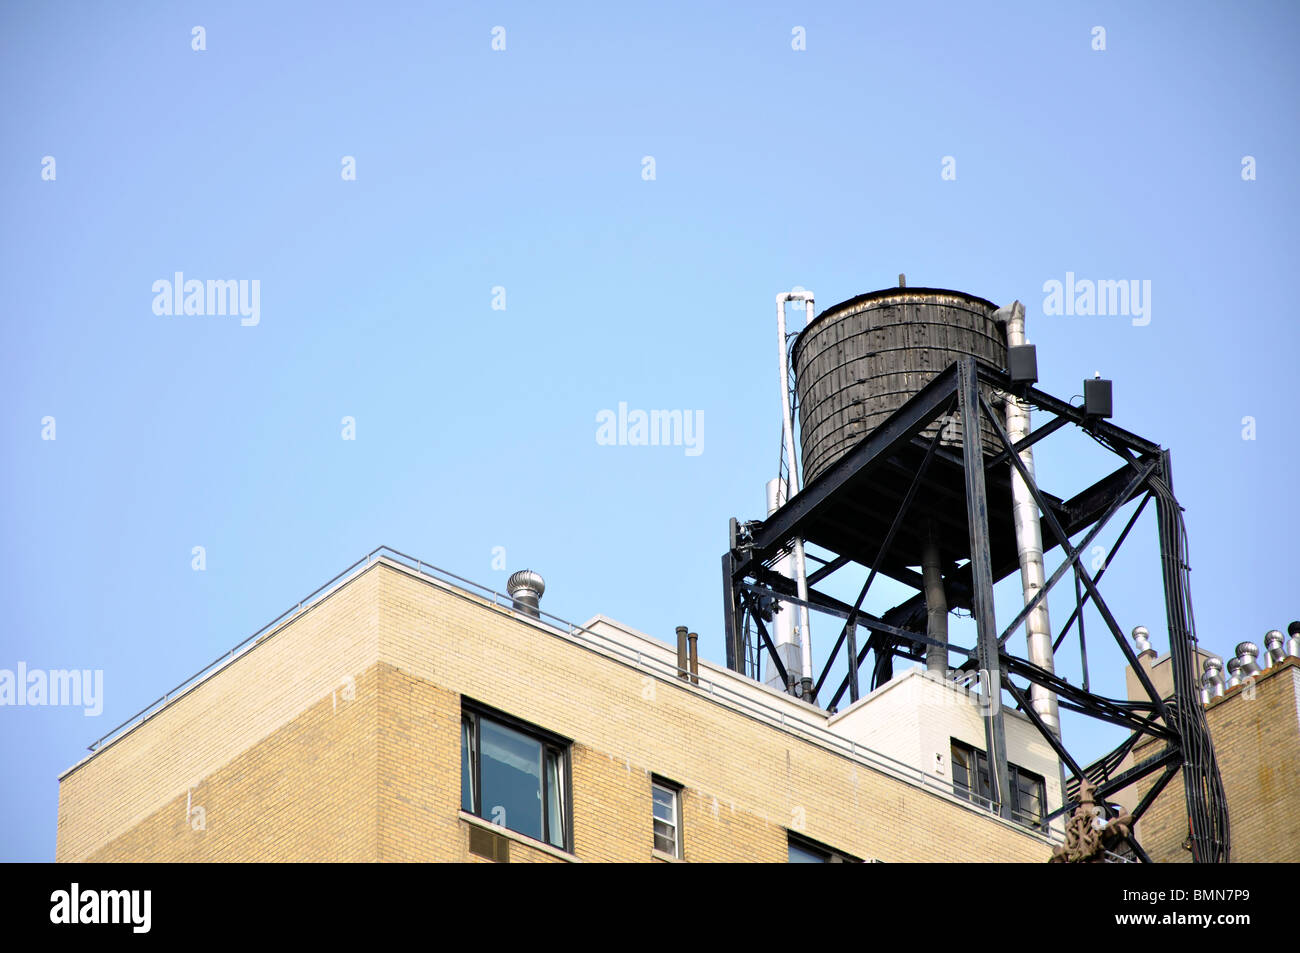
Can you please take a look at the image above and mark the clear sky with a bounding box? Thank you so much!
[2,2,1297,862]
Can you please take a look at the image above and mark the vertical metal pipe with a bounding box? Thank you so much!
[921,525,948,674]
[999,301,1062,737]
[765,478,801,692]
[676,625,689,681]
[687,632,699,684]
[775,292,815,701]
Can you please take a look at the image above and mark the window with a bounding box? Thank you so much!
[651,778,682,858]
[787,832,860,863]
[461,703,570,851]
[950,739,1047,829]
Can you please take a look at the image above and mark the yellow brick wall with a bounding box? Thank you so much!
[79,665,380,861]
[57,567,381,862]
[1132,660,1300,863]
[58,559,1053,863]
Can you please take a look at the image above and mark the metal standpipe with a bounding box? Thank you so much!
[998,300,1062,738]
[921,523,949,674]
[775,291,816,702]
[765,477,802,693]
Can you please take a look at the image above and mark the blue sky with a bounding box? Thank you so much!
[2,1,1297,861]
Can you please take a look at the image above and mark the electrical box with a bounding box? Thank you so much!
[1008,344,1038,385]
[1084,378,1113,418]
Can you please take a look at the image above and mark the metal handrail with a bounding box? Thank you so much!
[86,548,383,751]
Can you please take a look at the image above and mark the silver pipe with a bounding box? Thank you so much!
[1132,625,1156,660]
[765,478,801,692]
[776,291,815,700]
[998,300,1060,735]
[506,569,545,618]
[921,526,948,674]
[1235,641,1262,678]
[1201,656,1225,704]
[1264,630,1286,666]
[1288,622,1300,659]
[1225,657,1243,690]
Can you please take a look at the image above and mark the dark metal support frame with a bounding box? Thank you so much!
[721,356,1226,860]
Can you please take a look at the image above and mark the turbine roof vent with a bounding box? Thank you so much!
[507,570,545,599]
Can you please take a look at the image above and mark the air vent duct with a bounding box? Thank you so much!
[507,570,545,618]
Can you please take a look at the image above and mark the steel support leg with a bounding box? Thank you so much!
[958,358,1011,819]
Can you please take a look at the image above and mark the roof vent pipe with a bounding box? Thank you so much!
[1201,656,1225,705]
[687,631,700,685]
[764,478,803,692]
[1132,626,1156,661]
[999,300,1060,737]
[506,570,545,619]
[676,626,689,681]
[1264,630,1286,666]
[1235,641,1262,678]
[921,526,948,675]
[775,290,816,702]
[1224,657,1243,690]
[1287,621,1300,659]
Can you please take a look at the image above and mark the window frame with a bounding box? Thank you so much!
[949,738,1047,830]
[461,699,573,853]
[787,831,861,863]
[650,776,683,859]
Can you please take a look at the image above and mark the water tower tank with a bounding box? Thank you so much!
[792,287,1008,485]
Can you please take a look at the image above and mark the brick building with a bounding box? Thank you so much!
[1120,644,1300,863]
[56,550,1060,863]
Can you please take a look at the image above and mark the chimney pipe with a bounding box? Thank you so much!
[1132,625,1156,662]
[1264,630,1286,666]
[676,626,689,681]
[999,300,1060,736]
[1287,621,1300,659]
[1201,656,1225,705]
[775,291,816,703]
[1235,641,1262,678]
[921,525,948,674]
[687,631,700,685]
[764,479,802,692]
[506,570,545,618]
[1224,657,1243,690]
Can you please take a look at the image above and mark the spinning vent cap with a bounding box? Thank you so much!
[1131,625,1155,658]
[506,570,546,618]
[507,570,545,599]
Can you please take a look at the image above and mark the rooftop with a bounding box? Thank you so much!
[62,545,1060,846]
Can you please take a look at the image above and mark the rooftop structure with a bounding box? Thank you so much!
[57,549,1058,862]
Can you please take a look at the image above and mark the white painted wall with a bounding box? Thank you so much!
[828,666,1064,835]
